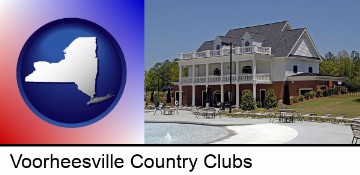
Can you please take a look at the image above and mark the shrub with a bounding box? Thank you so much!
[304,92,310,100]
[298,95,304,102]
[240,90,256,111]
[316,89,323,98]
[289,96,294,105]
[308,91,316,99]
[256,101,263,108]
[264,89,278,109]
[323,90,328,97]
[153,93,162,107]
[293,96,299,103]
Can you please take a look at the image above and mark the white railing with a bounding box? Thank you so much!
[195,51,207,58]
[179,73,270,84]
[208,75,222,83]
[210,50,221,57]
[194,76,207,83]
[256,73,271,81]
[179,45,271,60]
[180,77,193,84]
[238,74,253,81]
[222,75,237,82]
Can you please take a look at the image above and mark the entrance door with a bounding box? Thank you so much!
[213,91,221,107]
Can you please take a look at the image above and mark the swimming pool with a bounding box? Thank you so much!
[145,123,229,144]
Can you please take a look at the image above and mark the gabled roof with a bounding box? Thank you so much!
[217,36,236,45]
[196,21,319,59]
[247,32,265,42]
[196,40,213,52]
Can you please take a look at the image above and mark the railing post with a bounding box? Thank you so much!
[192,52,196,59]
[268,47,271,55]
[206,50,210,57]
[253,45,258,53]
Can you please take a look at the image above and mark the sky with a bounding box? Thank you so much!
[145,0,360,70]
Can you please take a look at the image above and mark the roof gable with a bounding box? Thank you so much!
[288,29,320,59]
[195,21,319,59]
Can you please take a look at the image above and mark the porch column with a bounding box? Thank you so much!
[192,85,195,107]
[179,85,183,108]
[236,61,239,82]
[192,64,195,83]
[252,83,256,100]
[252,58,256,81]
[221,62,223,82]
[221,84,224,102]
[206,63,209,83]
[179,65,182,83]
[236,83,240,108]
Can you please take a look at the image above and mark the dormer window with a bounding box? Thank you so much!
[245,41,250,47]
[216,45,221,50]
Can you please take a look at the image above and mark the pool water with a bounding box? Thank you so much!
[145,123,229,144]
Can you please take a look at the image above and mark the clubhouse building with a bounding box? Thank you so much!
[173,21,345,108]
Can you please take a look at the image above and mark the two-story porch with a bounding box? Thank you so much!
[175,45,273,108]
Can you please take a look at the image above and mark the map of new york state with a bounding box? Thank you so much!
[25,37,113,105]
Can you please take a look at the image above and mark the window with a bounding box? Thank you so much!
[214,68,221,76]
[245,41,250,47]
[216,45,221,50]
[308,67,313,73]
[242,66,252,74]
[293,65,298,73]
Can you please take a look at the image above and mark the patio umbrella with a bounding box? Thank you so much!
[205,86,210,104]
[150,91,154,102]
[283,81,290,105]
[207,86,213,107]
[166,89,171,103]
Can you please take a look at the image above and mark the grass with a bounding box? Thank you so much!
[288,96,360,118]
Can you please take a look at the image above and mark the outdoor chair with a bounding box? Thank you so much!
[206,108,217,119]
[343,117,360,125]
[269,112,281,123]
[350,119,360,144]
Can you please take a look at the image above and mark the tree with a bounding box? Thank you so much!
[324,51,335,60]
[264,89,277,109]
[240,90,256,110]
[351,51,360,61]
[337,49,350,59]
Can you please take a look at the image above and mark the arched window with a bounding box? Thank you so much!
[216,45,221,50]
[245,41,250,47]
[214,68,221,76]
[242,66,252,74]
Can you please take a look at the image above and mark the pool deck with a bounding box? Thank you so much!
[145,110,354,144]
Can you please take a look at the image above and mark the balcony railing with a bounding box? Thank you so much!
[179,45,271,60]
[256,73,270,81]
[208,75,222,83]
[180,73,270,84]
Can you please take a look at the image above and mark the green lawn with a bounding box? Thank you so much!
[287,96,360,118]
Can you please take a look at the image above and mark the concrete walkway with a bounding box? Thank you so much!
[145,110,354,144]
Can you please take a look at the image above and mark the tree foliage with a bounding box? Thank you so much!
[240,90,256,110]
[264,89,277,109]
[145,59,185,92]
[320,50,360,89]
